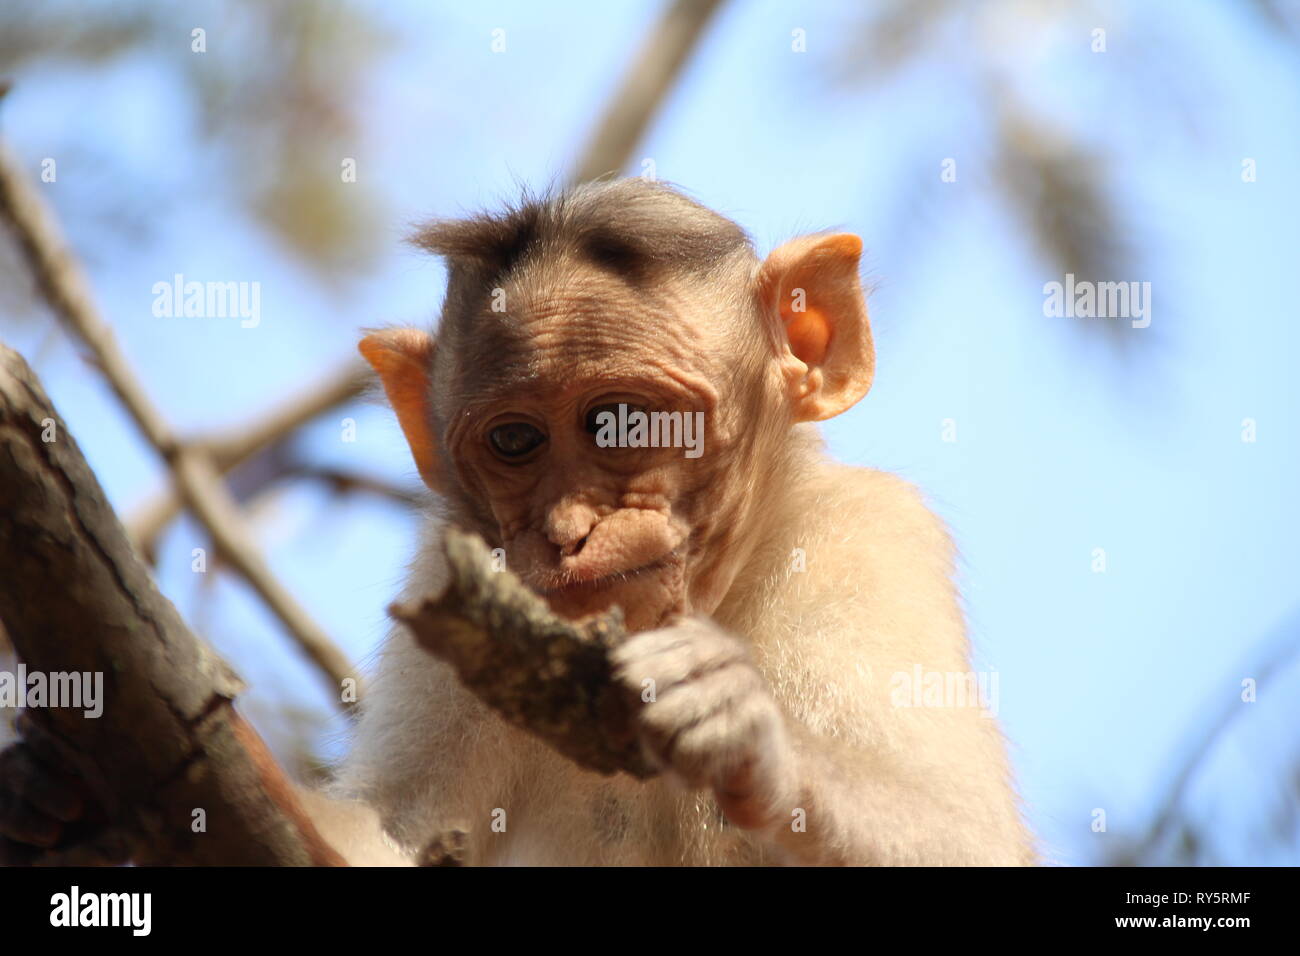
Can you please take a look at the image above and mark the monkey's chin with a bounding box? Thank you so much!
[540,568,683,634]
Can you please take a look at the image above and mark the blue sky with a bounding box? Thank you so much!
[2,0,1297,864]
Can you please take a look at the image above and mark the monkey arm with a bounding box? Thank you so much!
[612,612,1033,867]
[766,725,1034,866]
[704,466,1035,866]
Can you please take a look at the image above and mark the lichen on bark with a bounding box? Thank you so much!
[390,529,656,780]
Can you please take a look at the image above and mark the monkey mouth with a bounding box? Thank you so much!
[532,557,674,597]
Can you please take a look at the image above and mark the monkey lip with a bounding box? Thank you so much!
[533,559,670,597]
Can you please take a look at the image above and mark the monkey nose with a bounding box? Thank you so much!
[544,504,596,556]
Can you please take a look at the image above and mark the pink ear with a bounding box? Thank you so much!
[358,328,443,491]
[757,233,874,422]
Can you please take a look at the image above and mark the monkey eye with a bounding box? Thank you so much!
[488,422,547,459]
[585,402,645,435]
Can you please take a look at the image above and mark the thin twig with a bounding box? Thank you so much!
[125,363,370,559]
[272,464,423,508]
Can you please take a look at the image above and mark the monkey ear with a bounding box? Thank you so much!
[358,328,443,492]
[757,233,874,422]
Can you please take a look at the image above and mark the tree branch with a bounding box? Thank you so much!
[0,345,345,865]
[569,0,726,185]
[125,363,371,561]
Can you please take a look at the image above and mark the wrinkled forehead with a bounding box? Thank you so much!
[438,262,749,406]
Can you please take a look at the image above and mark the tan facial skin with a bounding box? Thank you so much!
[436,277,724,633]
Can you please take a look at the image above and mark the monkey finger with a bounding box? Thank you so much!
[638,665,741,757]
[713,763,786,832]
[613,624,745,694]
[634,670,763,786]
[668,690,785,796]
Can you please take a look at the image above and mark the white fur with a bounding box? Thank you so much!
[322,438,1035,866]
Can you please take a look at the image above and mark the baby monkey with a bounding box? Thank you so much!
[0,180,1034,866]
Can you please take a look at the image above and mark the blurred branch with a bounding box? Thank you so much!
[1119,607,1300,864]
[989,79,1143,353]
[126,362,370,560]
[1247,0,1300,45]
[569,0,726,184]
[994,117,1130,286]
[0,344,344,865]
[0,138,355,704]
[0,2,390,271]
[828,6,1156,356]
[0,5,153,71]
[831,0,956,84]
[271,464,422,508]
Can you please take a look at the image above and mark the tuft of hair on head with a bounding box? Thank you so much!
[410,179,756,286]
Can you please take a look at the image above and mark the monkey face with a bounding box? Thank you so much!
[437,286,740,633]
[360,182,875,635]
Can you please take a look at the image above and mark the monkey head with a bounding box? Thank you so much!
[360,181,873,633]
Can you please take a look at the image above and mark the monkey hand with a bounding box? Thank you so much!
[611,617,798,831]
[0,713,126,866]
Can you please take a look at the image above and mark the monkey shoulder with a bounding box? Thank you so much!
[730,460,967,669]
[783,462,957,586]
[829,462,948,529]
